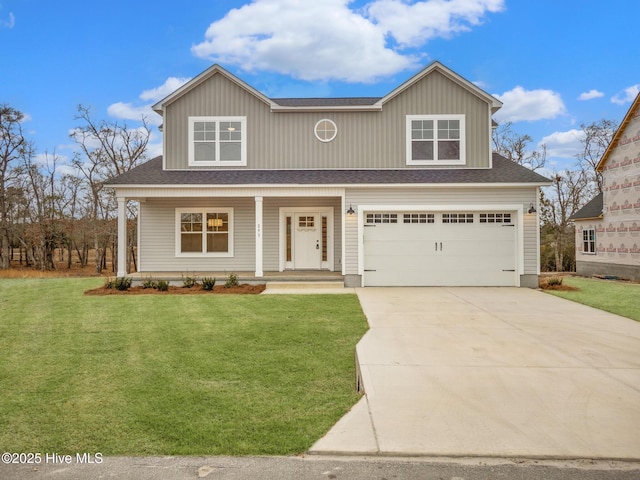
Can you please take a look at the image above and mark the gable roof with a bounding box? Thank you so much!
[152,61,502,115]
[376,61,502,112]
[571,192,604,220]
[106,153,550,188]
[152,64,274,114]
[596,92,640,172]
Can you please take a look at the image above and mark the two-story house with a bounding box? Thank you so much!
[106,62,550,287]
[572,93,640,281]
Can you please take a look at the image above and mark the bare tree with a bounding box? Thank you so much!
[541,170,595,271]
[70,105,150,274]
[0,105,26,269]
[575,119,618,192]
[492,121,547,171]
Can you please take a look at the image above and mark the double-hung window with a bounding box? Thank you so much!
[176,208,233,257]
[189,117,246,166]
[406,114,465,165]
[582,228,596,254]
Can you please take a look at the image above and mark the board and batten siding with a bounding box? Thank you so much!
[138,196,342,273]
[344,187,540,275]
[163,70,492,171]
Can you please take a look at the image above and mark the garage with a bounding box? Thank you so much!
[363,210,517,286]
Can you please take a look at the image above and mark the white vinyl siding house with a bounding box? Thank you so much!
[107,62,550,287]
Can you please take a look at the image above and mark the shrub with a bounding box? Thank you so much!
[201,277,216,291]
[141,277,156,289]
[224,273,239,288]
[104,278,115,289]
[155,280,170,291]
[114,277,132,291]
[547,276,563,286]
[182,274,198,289]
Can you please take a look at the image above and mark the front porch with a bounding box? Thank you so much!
[115,191,347,279]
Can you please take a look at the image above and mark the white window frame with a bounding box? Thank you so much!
[314,119,337,142]
[188,116,247,167]
[406,114,466,165]
[175,207,234,257]
[582,228,596,254]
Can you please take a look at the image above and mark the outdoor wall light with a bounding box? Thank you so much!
[346,204,355,215]
[527,203,537,214]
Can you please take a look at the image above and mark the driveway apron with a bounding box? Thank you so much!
[310,287,640,459]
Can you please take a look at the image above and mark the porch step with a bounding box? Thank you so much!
[263,281,354,294]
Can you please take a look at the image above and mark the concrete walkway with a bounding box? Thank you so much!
[310,287,640,459]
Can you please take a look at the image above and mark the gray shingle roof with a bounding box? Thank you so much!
[105,154,550,187]
[572,193,604,220]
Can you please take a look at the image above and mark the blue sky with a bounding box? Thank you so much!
[1,0,638,172]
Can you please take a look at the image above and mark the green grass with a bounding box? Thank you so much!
[0,278,369,456]
[545,276,640,321]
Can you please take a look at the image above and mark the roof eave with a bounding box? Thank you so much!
[151,64,275,114]
[376,61,503,111]
[596,92,640,172]
[270,104,382,113]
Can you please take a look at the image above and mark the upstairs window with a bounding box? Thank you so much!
[188,117,246,166]
[406,115,465,165]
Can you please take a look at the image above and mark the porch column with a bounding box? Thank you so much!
[255,196,263,277]
[116,197,127,277]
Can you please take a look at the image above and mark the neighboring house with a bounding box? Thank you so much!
[106,62,550,287]
[573,93,640,281]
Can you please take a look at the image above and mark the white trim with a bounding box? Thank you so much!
[188,116,247,167]
[255,197,263,276]
[109,184,550,198]
[406,114,466,166]
[278,206,334,272]
[357,204,524,287]
[174,207,234,257]
[341,193,346,275]
[117,197,127,277]
[136,200,141,273]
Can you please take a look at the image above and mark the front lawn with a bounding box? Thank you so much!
[545,276,640,321]
[0,278,368,455]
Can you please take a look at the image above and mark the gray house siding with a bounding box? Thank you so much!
[163,70,492,171]
[138,195,342,273]
[139,197,256,272]
[344,186,539,278]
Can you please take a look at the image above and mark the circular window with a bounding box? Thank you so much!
[314,119,337,142]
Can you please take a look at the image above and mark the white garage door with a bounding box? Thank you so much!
[363,211,517,286]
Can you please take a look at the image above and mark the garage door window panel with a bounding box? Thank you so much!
[442,213,474,223]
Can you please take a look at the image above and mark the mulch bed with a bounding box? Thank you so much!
[85,284,266,295]
[538,282,580,291]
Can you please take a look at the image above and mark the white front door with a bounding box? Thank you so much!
[294,213,322,269]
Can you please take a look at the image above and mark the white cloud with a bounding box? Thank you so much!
[0,11,15,29]
[493,86,566,122]
[140,77,191,102]
[578,89,604,101]
[107,102,159,125]
[611,84,640,105]
[539,129,585,158]
[366,0,504,47]
[108,77,191,125]
[191,0,504,82]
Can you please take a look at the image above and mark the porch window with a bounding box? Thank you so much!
[188,117,247,166]
[406,114,465,165]
[176,208,233,257]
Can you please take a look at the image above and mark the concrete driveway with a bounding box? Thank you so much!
[310,287,640,459]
